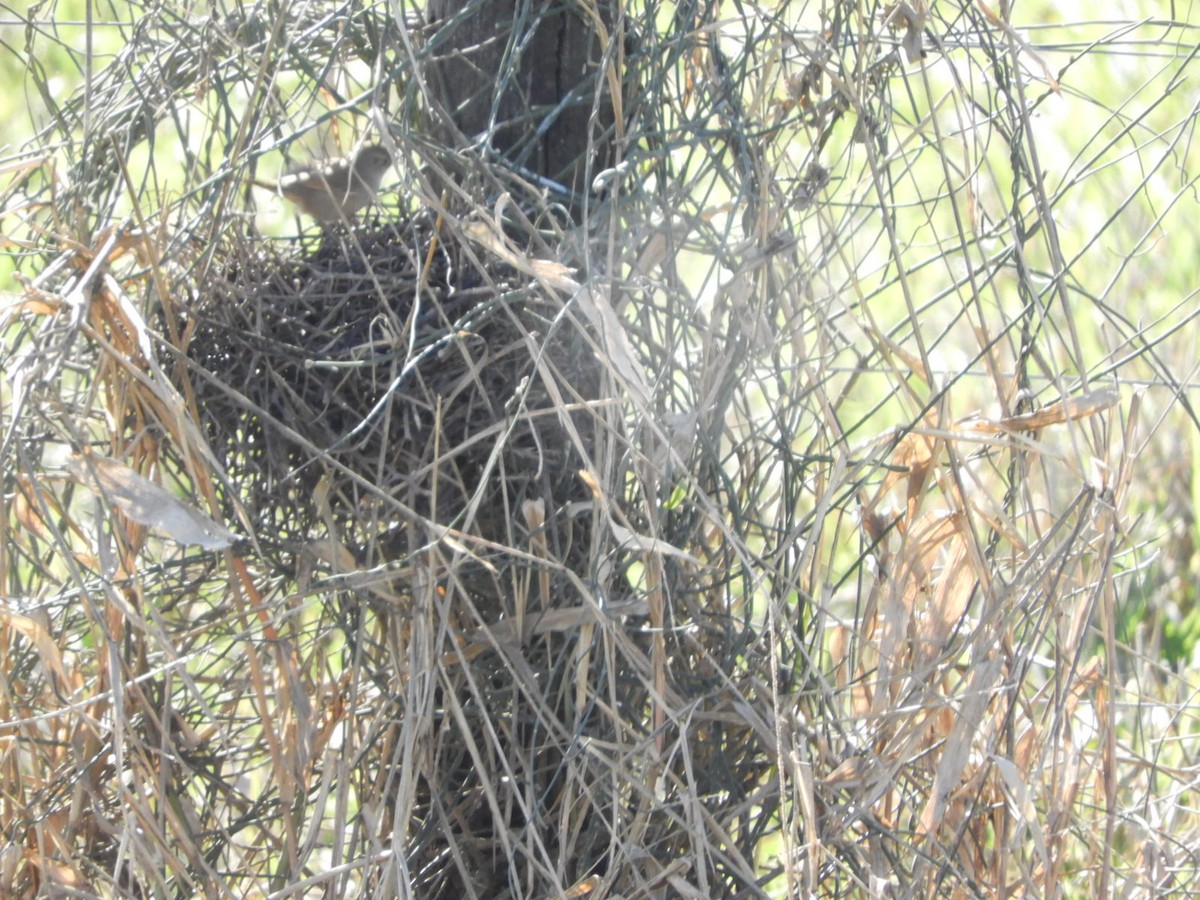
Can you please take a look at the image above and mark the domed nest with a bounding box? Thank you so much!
[183,214,607,609]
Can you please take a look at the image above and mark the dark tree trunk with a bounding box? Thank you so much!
[425,0,618,201]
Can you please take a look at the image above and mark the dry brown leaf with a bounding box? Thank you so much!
[565,874,601,896]
[0,288,62,321]
[578,468,603,500]
[0,610,75,692]
[1063,657,1104,718]
[874,421,939,527]
[877,512,965,677]
[12,478,50,540]
[823,753,875,791]
[573,284,652,404]
[522,498,546,532]
[991,753,1049,864]
[860,506,892,545]
[918,658,1001,837]
[610,522,701,564]
[829,623,849,690]
[67,452,239,550]
[464,216,580,293]
[634,229,669,276]
[926,524,975,651]
[899,511,960,590]
[897,432,936,525]
[303,537,357,572]
[960,388,1119,435]
[1014,725,1038,772]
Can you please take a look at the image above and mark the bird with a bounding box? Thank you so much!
[251,143,392,221]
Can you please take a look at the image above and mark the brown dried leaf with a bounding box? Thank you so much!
[918,658,1001,836]
[959,388,1119,435]
[12,478,50,540]
[609,522,702,565]
[926,524,975,651]
[67,452,239,550]
[991,753,1049,865]
[0,610,74,692]
[875,425,938,527]
[574,284,652,404]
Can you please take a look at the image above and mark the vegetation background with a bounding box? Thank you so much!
[1,0,1198,897]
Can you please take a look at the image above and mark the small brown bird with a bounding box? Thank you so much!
[251,143,392,221]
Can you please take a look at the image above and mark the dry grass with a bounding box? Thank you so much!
[1,0,1198,897]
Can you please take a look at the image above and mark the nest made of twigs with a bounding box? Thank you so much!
[183,215,604,599]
